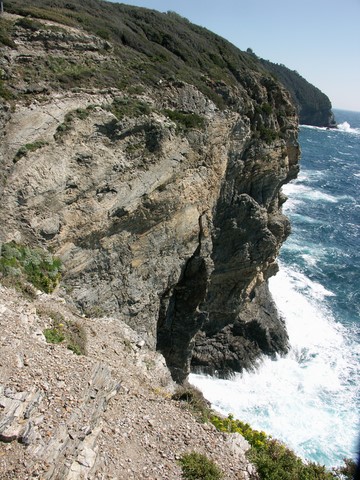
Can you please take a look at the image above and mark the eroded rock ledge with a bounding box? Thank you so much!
[0,13,300,383]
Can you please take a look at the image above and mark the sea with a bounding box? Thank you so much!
[190,109,360,468]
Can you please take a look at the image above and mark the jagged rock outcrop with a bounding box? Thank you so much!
[0,4,300,382]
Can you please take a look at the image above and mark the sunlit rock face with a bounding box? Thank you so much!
[0,10,299,382]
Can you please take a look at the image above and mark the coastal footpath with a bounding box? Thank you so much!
[0,282,255,479]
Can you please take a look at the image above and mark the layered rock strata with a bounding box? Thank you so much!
[0,14,300,382]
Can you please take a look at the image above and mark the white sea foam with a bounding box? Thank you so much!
[190,264,360,467]
[283,183,354,205]
[296,170,325,183]
[281,242,331,267]
[337,121,360,135]
[301,253,317,266]
[291,213,323,225]
[301,122,360,135]
[301,125,327,131]
[283,183,338,203]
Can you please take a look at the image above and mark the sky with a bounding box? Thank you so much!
[110,0,360,112]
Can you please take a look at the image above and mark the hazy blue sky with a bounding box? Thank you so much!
[112,0,360,112]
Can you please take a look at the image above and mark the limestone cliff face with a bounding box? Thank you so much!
[0,13,300,382]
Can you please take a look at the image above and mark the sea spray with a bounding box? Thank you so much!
[190,263,359,466]
[190,110,360,468]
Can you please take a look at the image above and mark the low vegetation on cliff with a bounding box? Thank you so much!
[1,0,335,126]
[0,241,62,294]
[0,0,261,108]
[176,387,355,480]
[210,414,353,480]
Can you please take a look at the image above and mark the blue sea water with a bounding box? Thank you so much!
[190,109,360,468]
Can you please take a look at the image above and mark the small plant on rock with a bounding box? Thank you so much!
[163,109,205,132]
[43,325,65,344]
[179,452,223,480]
[0,242,61,293]
[172,385,211,422]
[39,308,87,354]
[13,140,48,162]
[54,106,95,140]
[66,321,87,355]
[106,96,151,120]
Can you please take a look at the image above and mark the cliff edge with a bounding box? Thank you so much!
[0,1,300,383]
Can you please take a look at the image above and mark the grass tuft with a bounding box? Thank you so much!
[38,307,87,354]
[172,384,211,422]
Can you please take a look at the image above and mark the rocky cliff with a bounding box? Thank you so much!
[0,2,300,383]
[258,57,337,128]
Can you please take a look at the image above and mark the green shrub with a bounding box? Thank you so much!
[54,106,94,139]
[261,102,273,114]
[248,440,336,480]
[56,65,95,85]
[106,97,151,120]
[163,109,205,132]
[197,84,226,110]
[255,102,273,115]
[258,125,278,144]
[172,385,211,422]
[54,121,72,138]
[126,85,145,95]
[38,308,87,354]
[179,452,223,480]
[0,79,15,101]
[13,140,48,162]
[67,343,82,355]
[0,242,61,293]
[15,17,43,31]
[210,414,338,480]
[95,27,111,40]
[66,321,87,355]
[43,327,65,344]
[210,414,267,448]
[0,18,16,48]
